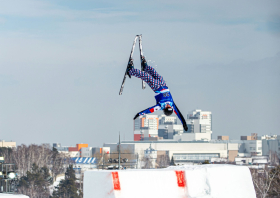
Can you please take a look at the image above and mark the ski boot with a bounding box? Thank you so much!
[126,58,134,78]
[141,56,148,71]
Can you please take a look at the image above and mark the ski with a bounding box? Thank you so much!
[138,34,146,90]
[119,35,139,95]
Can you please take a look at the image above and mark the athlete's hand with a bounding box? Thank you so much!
[183,124,188,131]
[133,113,140,120]
[141,56,148,69]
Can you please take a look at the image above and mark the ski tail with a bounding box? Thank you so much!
[119,35,139,95]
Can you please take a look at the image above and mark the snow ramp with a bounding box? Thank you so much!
[84,164,256,198]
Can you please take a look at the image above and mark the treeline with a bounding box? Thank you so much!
[0,144,82,198]
[17,163,82,198]
[0,144,69,180]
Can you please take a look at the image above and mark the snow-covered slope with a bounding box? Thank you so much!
[84,164,256,198]
[0,195,29,197]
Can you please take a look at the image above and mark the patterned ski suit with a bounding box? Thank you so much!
[129,66,187,128]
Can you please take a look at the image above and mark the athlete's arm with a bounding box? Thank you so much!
[173,103,188,131]
[133,104,161,120]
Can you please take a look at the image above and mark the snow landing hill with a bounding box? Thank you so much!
[83,164,256,198]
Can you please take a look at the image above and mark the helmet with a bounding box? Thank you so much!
[163,105,173,116]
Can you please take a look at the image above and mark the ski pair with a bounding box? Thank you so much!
[119,35,145,95]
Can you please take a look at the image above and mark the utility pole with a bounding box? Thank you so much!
[118,132,121,170]
[102,152,104,170]
[136,153,139,169]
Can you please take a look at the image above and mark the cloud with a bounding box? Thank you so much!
[0,0,136,20]
[265,16,280,34]
[0,0,279,25]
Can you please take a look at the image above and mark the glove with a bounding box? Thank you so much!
[133,113,140,120]
[183,124,188,131]
[126,58,134,78]
[128,58,134,67]
[141,56,148,70]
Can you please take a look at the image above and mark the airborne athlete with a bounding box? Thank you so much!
[126,56,188,131]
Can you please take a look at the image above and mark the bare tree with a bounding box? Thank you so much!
[156,154,170,168]
[251,166,279,198]
[1,144,70,178]
[11,144,53,176]
[1,144,72,197]
[141,156,154,169]
[269,166,280,197]
[51,147,71,181]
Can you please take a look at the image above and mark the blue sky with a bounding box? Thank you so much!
[0,0,279,146]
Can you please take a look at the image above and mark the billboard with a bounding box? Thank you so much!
[71,157,97,164]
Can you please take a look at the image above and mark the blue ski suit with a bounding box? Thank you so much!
[129,65,188,130]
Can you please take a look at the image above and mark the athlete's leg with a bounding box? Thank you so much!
[144,66,167,87]
[129,69,161,92]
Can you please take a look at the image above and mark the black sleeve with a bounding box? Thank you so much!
[174,103,188,131]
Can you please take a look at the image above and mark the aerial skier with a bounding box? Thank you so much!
[126,56,188,131]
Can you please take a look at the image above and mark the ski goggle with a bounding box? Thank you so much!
[166,104,172,108]
[165,104,173,111]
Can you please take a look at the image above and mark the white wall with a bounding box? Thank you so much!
[243,140,262,156]
[228,143,239,150]
[132,142,228,160]
[69,151,80,157]
[81,147,92,157]
[174,133,211,141]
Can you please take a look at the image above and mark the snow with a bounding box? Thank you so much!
[49,174,65,194]
[84,165,256,198]
[167,164,256,198]
[0,195,29,197]
[53,174,65,187]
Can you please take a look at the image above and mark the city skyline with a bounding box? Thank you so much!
[0,0,279,146]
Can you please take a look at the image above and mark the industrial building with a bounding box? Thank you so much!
[134,109,212,142]
[0,140,16,148]
[53,143,111,159]
[54,107,280,168]
[104,140,237,166]
[104,134,280,167]
[108,109,279,166]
